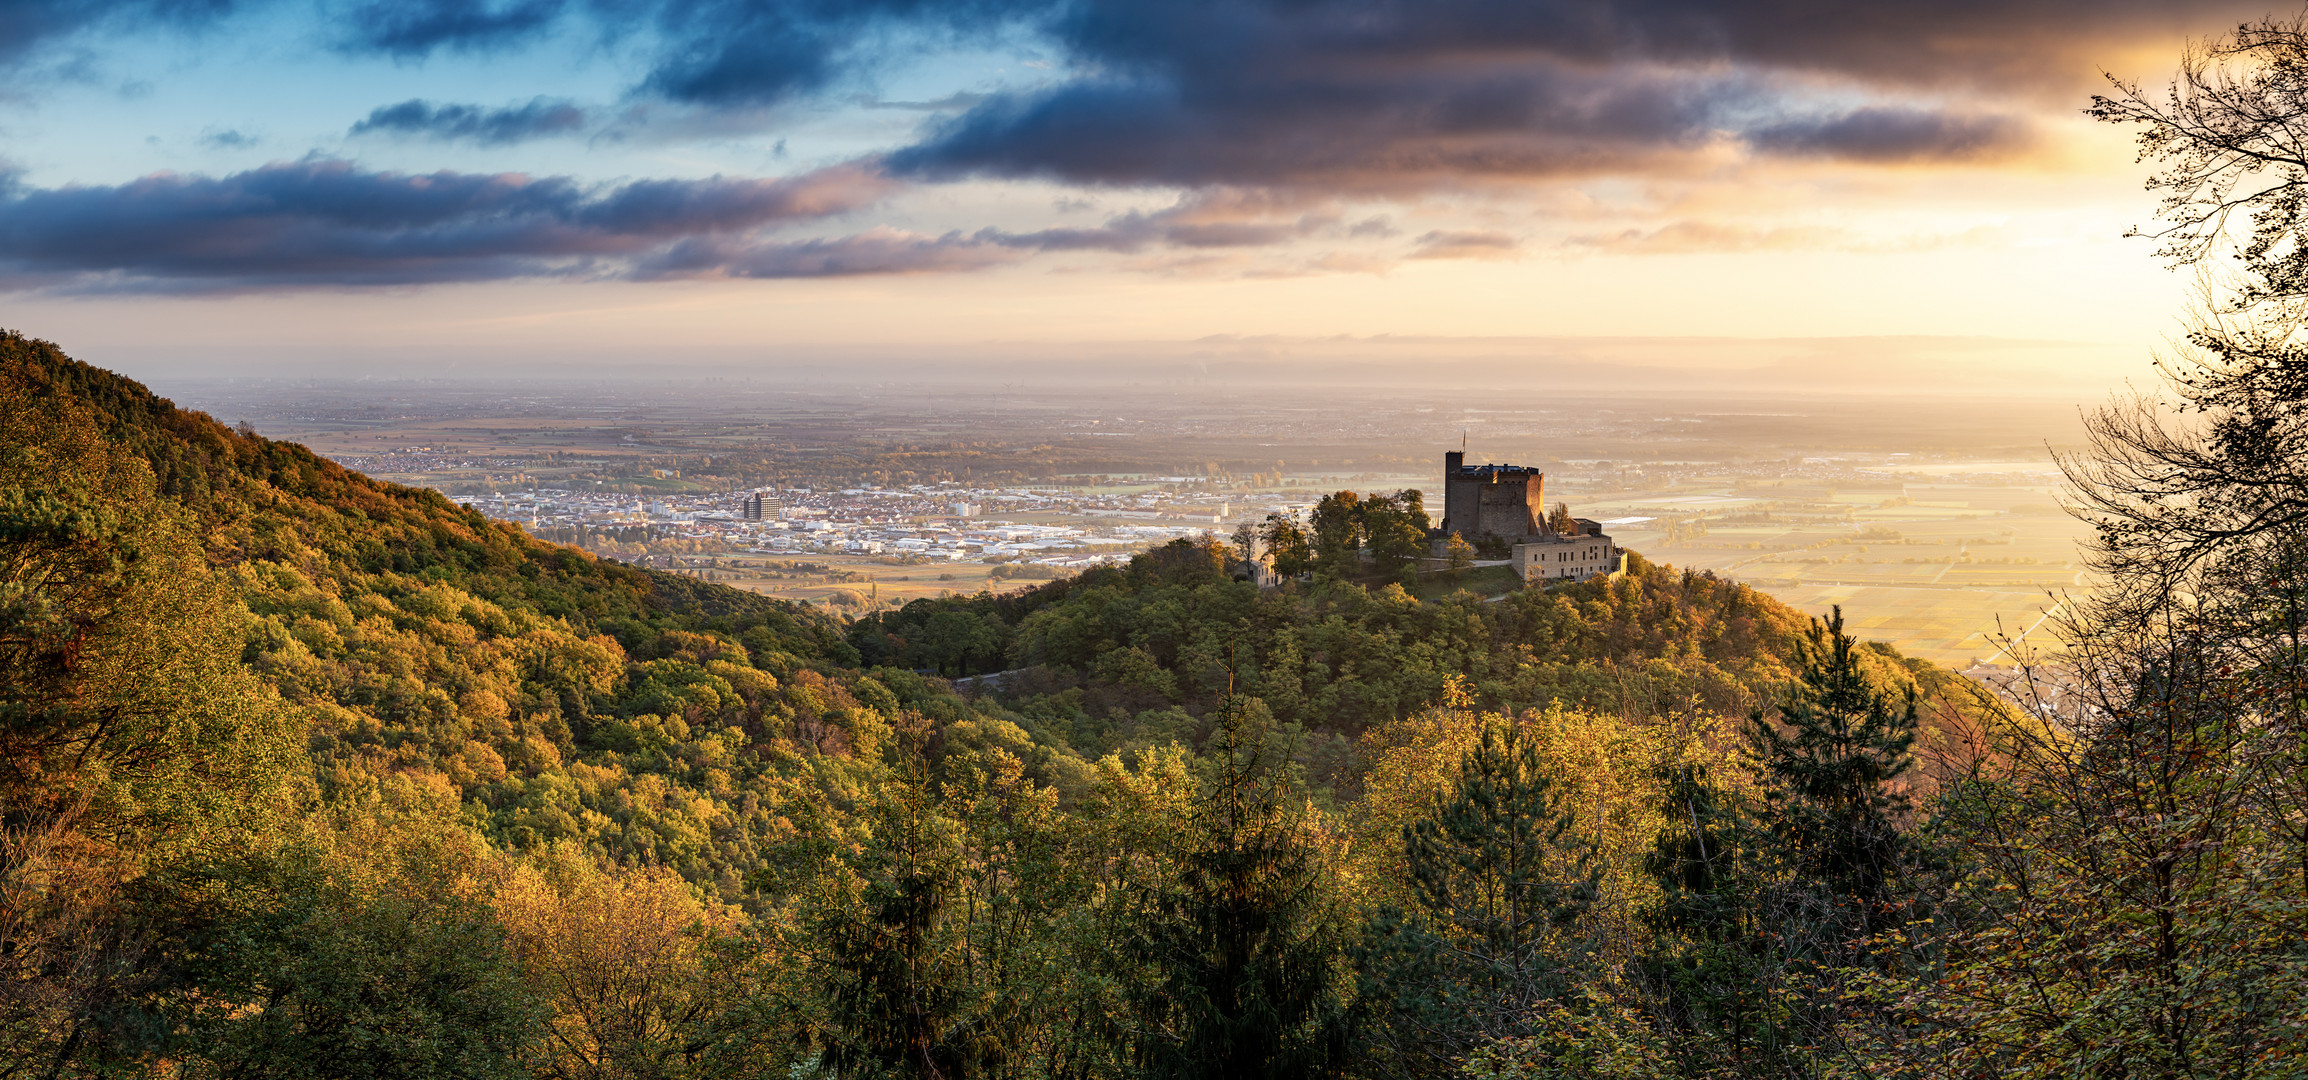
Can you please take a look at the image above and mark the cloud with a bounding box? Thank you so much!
[0,159,896,291]
[332,0,567,57]
[639,228,1028,278]
[198,128,259,149]
[6,0,2266,287]
[0,160,1430,292]
[882,0,2155,193]
[350,98,591,145]
[1564,219,2011,255]
[318,0,1050,109]
[1746,107,2030,163]
[970,191,1348,253]
[0,0,242,70]
[1409,230,1518,259]
[855,91,990,112]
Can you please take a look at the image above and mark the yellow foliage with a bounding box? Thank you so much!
[491,843,743,1080]
[1352,692,1750,921]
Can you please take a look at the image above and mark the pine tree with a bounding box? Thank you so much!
[1750,605,1919,946]
[1118,697,1350,1080]
[1360,722,1597,1075]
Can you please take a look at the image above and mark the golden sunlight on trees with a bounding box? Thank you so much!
[494,844,746,1080]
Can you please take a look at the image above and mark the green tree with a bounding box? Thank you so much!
[168,818,538,1080]
[810,769,979,1079]
[1359,491,1431,584]
[1749,606,1921,952]
[1309,492,1365,580]
[1260,514,1314,579]
[1361,722,1598,1076]
[0,359,296,1075]
[1634,762,1789,1076]
[1117,697,1351,1080]
[1629,609,1924,1076]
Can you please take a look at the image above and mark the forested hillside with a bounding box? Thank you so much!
[10,316,2308,1080]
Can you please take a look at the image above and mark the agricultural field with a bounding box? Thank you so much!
[1569,464,2089,667]
[643,553,1058,612]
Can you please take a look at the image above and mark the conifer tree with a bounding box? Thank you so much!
[1360,722,1597,1076]
[1634,762,1790,1075]
[1750,605,1919,949]
[813,770,977,1079]
[1633,610,1923,1076]
[1117,697,1349,1080]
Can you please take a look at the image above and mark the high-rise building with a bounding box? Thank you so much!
[743,492,784,521]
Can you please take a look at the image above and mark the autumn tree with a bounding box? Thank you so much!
[1231,522,1259,569]
[1443,533,1475,586]
[0,345,296,1075]
[493,844,747,1080]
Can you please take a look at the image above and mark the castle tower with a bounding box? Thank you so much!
[1440,451,1546,543]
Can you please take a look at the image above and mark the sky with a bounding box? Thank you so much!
[0,0,2280,391]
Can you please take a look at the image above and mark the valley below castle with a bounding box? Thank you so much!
[185,376,2092,667]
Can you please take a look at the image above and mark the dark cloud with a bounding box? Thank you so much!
[21,0,2259,191]
[622,0,1044,107]
[318,0,1046,108]
[0,154,1420,291]
[1747,107,2029,163]
[333,0,566,56]
[879,0,2252,191]
[888,65,1754,190]
[350,98,591,145]
[0,0,239,69]
[0,159,894,291]
[7,0,2271,286]
[638,229,1026,278]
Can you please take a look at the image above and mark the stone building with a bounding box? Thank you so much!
[1437,450,1624,584]
[1440,450,1547,545]
[1514,519,1623,583]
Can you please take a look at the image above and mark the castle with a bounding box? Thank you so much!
[1439,450,1623,584]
